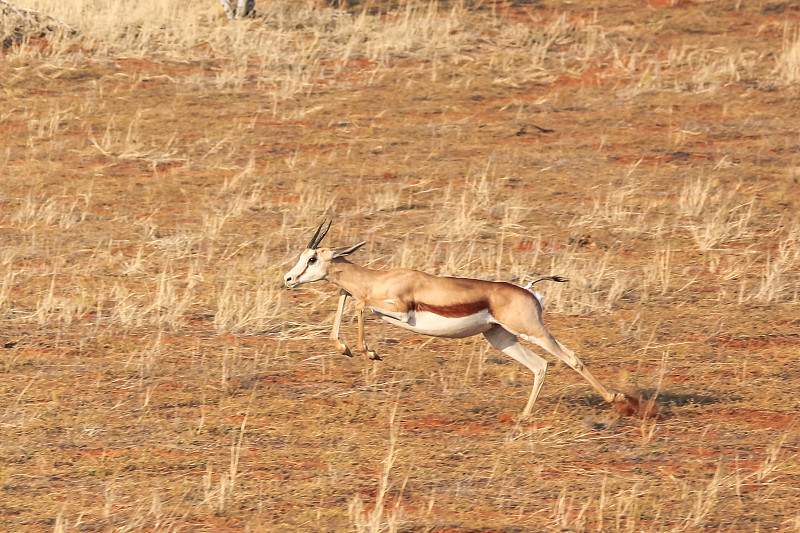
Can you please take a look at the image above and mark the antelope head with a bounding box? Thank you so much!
[284,220,366,288]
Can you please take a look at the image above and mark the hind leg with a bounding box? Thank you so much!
[494,295,636,413]
[494,300,624,405]
[483,325,548,419]
[518,330,626,405]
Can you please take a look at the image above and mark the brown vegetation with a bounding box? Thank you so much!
[1,0,799,531]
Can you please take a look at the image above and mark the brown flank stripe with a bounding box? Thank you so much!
[412,299,490,318]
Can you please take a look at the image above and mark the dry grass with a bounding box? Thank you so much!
[1,0,799,531]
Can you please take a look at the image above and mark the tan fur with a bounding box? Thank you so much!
[285,242,630,418]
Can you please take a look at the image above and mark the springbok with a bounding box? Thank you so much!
[284,221,638,418]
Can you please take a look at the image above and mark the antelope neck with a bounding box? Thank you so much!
[327,259,379,298]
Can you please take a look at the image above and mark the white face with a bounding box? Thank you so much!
[284,248,330,288]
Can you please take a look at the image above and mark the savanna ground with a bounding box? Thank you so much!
[1,0,800,531]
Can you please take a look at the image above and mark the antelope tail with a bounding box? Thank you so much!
[523,275,568,290]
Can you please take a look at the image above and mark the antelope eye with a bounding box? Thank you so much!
[308,256,317,264]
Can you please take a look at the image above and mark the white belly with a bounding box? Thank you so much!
[374,309,495,338]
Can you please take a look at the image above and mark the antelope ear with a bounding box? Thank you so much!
[332,241,366,258]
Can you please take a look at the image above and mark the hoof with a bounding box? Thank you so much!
[367,350,382,361]
[340,346,354,358]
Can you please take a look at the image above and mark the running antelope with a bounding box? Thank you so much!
[284,221,636,418]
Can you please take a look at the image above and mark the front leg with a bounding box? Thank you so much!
[330,290,353,357]
[355,300,381,360]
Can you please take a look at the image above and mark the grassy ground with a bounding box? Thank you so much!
[1,0,799,531]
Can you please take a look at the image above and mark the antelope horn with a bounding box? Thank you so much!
[307,219,332,249]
